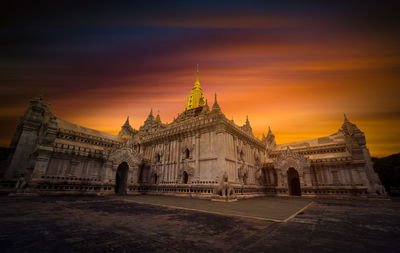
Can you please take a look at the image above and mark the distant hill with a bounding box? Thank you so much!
[372,153,400,196]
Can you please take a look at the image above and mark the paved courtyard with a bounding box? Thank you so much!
[0,195,399,253]
[116,195,312,221]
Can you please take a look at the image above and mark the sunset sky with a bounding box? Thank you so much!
[1,1,399,157]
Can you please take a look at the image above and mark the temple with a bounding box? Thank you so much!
[0,67,386,198]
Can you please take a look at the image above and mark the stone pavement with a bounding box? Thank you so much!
[0,195,399,252]
[114,195,312,221]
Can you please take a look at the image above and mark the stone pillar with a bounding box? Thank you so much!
[195,132,200,180]
[102,161,113,183]
[215,129,225,182]
[177,138,182,181]
[69,159,80,177]
[302,166,312,186]
[111,164,119,184]
[277,169,286,187]
[347,164,354,184]
[172,140,176,182]
[233,137,238,183]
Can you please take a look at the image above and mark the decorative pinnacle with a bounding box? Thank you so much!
[212,92,221,111]
[155,110,161,122]
[344,113,349,122]
[124,116,130,126]
[267,126,274,138]
[246,115,250,125]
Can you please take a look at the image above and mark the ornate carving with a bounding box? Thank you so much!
[181,143,194,160]
[150,165,163,183]
[152,146,164,163]
[107,147,142,171]
[178,160,194,180]
[254,152,261,165]
[273,147,310,173]
[238,162,248,184]
[237,144,245,162]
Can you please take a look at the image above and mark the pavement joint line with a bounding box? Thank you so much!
[283,201,314,222]
[119,198,313,223]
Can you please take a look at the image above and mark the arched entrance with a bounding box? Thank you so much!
[185,148,190,159]
[115,162,129,195]
[138,164,144,183]
[287,167,301,196]
[183,171,189,184]
[153,174,158,184]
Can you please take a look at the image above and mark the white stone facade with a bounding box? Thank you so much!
[0,88,386,198]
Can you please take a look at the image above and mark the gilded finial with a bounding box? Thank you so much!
[195,64,200,85]
[185,64,206,110]
[156,110,161,122]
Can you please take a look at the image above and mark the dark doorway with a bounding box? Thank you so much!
[138,164,144,183]
[115,162,129,195]
[153,174,158,184]
[183,171,189,184]
[287,167,301,196]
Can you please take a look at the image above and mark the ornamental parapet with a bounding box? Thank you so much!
[141,114,219,143]
[53,142,104,159]
[301,186,368,196]
[57,128,120,147]
[270,143,348,158]
[220,117,264,148]
[310,157,353,165]
[140,112,265,148]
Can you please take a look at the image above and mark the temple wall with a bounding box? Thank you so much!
[44,155,103,180]
[0,96,385,198]
[4,127,39,180]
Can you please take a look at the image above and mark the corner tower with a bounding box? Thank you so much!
[185,65,206,110]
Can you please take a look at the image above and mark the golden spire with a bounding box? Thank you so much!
[185,64,206,110]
